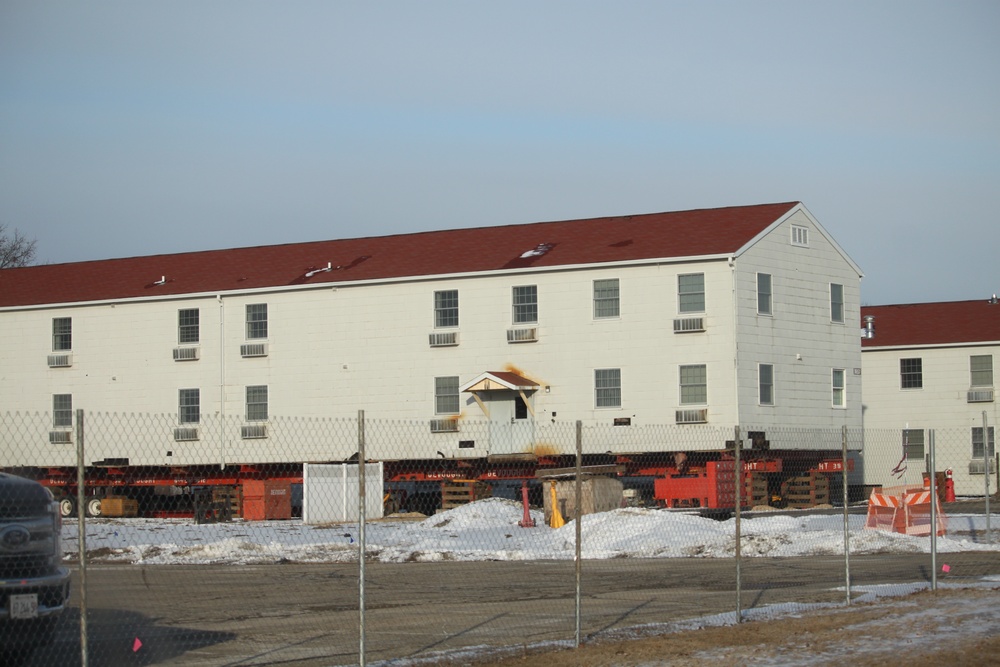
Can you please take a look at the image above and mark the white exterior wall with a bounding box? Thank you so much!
[1,260,746,465]
[733,210,863,443]
[861,344,1000,495]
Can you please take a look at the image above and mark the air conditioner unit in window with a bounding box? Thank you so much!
[47,354,72,368]
[174,427,199,441]
[241,424,268,439]
[173,347,200,361]
[969,458,996,475]
[430,419,459,433]
[675,408,708,424]
[673,317,705,333]
[429,331,459,347]
[240,343,268,358]
[507,327,538,343]
[968,388,994,403]
[49,431,73,444]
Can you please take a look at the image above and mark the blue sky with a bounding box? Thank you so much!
[1,1,998,305]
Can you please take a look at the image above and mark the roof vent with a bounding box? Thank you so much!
[304,262,335,279]
[520,243,553,259]
[861,315,875,340]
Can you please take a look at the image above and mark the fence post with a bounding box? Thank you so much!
[75,409,88,667]
[984,412,992,543]
[841,425,851,606]
[929,429,937,591]
[358,409,366,667]
[734,425,742,623]
[574,420,582,648]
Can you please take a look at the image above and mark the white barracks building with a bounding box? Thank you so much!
[0,202,864,469]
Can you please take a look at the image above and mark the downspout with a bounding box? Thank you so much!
[218,294,226,469]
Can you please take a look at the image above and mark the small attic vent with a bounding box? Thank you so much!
[673,317,705,333]
[791,225,809,247]
[174,427,199,442]
[675,409,708,424]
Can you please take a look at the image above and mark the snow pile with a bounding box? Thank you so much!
[65,498,1000,566]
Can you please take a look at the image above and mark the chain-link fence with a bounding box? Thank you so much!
[1,410,998,666]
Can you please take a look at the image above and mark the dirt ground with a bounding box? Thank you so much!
[457,587,1000,667]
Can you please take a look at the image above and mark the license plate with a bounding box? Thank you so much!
[9,593,39,620]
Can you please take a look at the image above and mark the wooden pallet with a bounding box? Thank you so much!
[781,473,830,508]
[440,479,492,511]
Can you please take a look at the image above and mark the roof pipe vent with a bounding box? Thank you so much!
[861,315,875,340]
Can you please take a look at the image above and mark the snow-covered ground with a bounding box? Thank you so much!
[63,498,1000,566]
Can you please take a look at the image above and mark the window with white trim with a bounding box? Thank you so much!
[758,364,774,405]
[832,368,846,407]
[830,283,845,323]
[179,388,200,424]
[435,376,460,415]
[595,368,622,408]
[434,290,459,328]
[679,364,707,405]
[53,394,72,428]
[246,385,268,421]
[971,355,993,387]
[52,317,72,351]
[757,273,772,315]
[791,225,809,247]
[512,285,537,324]
[178,308,200,344]
[246,304,268,340]
[593,279,620,319]
[678,274,705,313]
[900,358,923,389]
[972,427,995,459]
[903,429,924,460]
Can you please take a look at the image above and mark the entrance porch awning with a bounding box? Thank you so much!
[460,371,540,419]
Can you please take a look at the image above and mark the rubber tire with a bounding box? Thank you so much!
[58,496,77,518]
[84,496,102,517]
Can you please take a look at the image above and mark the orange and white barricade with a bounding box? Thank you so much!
[865,485,946,537]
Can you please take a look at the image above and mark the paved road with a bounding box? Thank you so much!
[22,551,1000,667]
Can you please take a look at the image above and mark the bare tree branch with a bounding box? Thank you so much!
[0,223,38,268]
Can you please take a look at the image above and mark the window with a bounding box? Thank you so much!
[832,369,846,407]
[791,225,809,247]
[973,427,996,459]
[595,368,622,408]
[971,355,993,387]
[758,364,774,405]
[903,429,924,460]
[900,358,923,389]
[434,290,459,328]
[246,304,268,340]
[757,273,772,315]
[178,309,200,344]
[52,317,72,351]
[179,389,200,424]
[680,364,707,405]
[830,283,845,323]
[512,286,537,324]
[53,394,72,428]
[678,274,705,313]
[435,376,460,415]
[246,385,268,421]
[593,279,620,319]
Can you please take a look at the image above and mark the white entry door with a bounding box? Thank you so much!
[487,392,535,456]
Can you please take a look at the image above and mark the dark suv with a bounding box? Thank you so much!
[0,473,71,659]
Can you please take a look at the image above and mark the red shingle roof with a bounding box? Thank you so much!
[0,202,799,308]
[861,300,1000,348]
